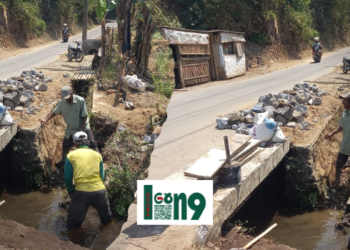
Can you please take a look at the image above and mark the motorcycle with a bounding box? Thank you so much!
[342,56,350,74]
[62,33,69,42]
[67,41,84,62]
[313,51,321,63]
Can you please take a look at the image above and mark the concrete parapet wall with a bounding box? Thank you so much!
[108,137,291,249]
[0,120,18,152]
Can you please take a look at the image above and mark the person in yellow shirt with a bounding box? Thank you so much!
[64,131,112,230]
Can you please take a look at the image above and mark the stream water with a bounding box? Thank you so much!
[0,190,126,249]
[231,164,350,250]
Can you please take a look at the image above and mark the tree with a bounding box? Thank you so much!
[96,0,117,58]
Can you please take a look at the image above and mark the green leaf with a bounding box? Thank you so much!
[107,0,117,11]
[136,13,144,22]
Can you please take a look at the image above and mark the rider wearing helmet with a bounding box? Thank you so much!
[312,37,322,60]
[62,23,69,42]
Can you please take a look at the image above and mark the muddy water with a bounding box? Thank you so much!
[0,190,126,249]
[264,209,348,250]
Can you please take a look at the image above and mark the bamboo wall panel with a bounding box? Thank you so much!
[181,58,210,86]
[179,44,210,55]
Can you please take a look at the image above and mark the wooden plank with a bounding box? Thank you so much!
[240,148,264,166]
[183,75,210,81]
[232,139,261,162]
[184,136,254,179]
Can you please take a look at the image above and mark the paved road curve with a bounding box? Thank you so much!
[149,47,350,181]
[0,24,117,80]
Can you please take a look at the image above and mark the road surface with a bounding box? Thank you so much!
[0,24,117,80]
[148,47,350,180]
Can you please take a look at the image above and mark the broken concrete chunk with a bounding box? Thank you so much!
[316,91,327,97]
[22,90,34,100]
[242,109,253,116]
[4,92,21,106]
[3,100,15,110]
[0,84,5,93]
[274,115,287,125]
[265,106,276,117]
[312,86,319,93]
[299,121,310,130]
[31,70,36,75]
[244,114,254,124]
[19,96,30,107]
[292,110,304,123]
[45,77,53,82]
[258,94,272,105]
[232,125,238,130]
[312,97,322,106]
[267,98,278,108]
[277,99,291,108]
[26,106,36,114]
[290,96,297,106]
[38,73,45,79]
[286,122,296,128]
[236,128,249,135]
[14,106,23,113]
[338,87,344,91]
[252,102,266,113]
[303,82,310,88]
[274,106,293,120]
[0,92,3,102]
[295,104,308,114]
[216,117,230,130]
[63,74,70,78]
[23,79,36,90]
[295,92,310,104]
[227,111,244,125]
[35,84,48,91]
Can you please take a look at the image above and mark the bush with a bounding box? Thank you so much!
[107,163,135,216]
[152,74,174,99]
[155,48,173,77]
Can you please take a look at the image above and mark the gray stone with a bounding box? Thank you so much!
[4,92,21,106]
[316,91,327,97]
[274,115,287,125]
[290,96,297,106]
[267,98,278,108]
[293,86,299,91]
[227,111,244,125]
[35,84,48,91]
[216,117,230,130]
[244,114,254,124]
[238,123,247,129]
[242,109,253,116]
[22,90,34,101]
[312,97,322,106]
[31,70,36,75]
[31,75,36,79]
[231,125,238,130]
[236,128,249,135]
[295,104,308,114]
[338,87,344,91]
[0,92,3,102]
[299,121,310,130]
[312,86,319,93]
[304,82,310,88]
[286,122,296,128]
[295,92,310,104]
[19,96,30,107]
[3,105,12,111]
[265,106,276,117]
[18,83,24,91]
[26,106,36,114]
[23,79,36,90]
[38,73,44,79]
[274,106,293,120]
[277,92,290,100]
[3,100,15,109]
[252,102,266,113]
[292,110,304,123]
[14,106,23,113]
[277,99,291,108]
[46,77,53,82]
[63,74,70,78]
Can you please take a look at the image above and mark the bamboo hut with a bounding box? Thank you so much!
[159,27,211,88]
[158,27,246,88]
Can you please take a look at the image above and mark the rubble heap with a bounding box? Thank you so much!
[217,82,327,134]
[0,69,52,114]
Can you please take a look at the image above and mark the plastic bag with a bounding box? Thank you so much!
[253,111,270,125]
[122,75,146,92]
[0,107,14,126]
[271,127,287,143]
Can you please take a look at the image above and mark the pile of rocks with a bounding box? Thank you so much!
[217,82,326,133]
[0,69,52,113]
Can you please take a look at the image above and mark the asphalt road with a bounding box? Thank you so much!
[148,47,350,180]
[0,24,117,80]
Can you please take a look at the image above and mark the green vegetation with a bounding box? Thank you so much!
[151,0,350,47]
[0,0,98,41]
[152,74,173,99]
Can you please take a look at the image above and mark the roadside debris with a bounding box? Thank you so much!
[216,82,326,141]
[0,69,54,114]
[122,74,146,92]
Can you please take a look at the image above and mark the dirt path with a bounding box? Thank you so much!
[0,218,89,250]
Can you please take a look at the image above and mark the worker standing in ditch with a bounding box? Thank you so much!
[39,86,98,167]
[324,92,350,186]
[64,131,112,230]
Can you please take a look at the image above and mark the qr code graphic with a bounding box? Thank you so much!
[154,205,172,220]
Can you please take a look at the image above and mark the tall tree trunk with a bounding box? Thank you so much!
[101,19,106,58]
[135,5,155,77]
[123,0,132,54]
[82,0,88,41]
[116,1,125,46]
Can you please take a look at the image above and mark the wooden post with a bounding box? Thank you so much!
[101,19,106,58]
[243,223,277,249]
[82,0,88,41]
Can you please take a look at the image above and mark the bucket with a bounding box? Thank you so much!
[220,163,241,187]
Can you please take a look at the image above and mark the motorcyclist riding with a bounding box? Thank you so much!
[312,37,322,60]
[62,23,69,42]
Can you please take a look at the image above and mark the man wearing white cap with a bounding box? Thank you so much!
[40,86,97,167]
[64,131,112,230]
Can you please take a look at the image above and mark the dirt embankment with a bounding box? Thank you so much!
[0,218,88,250]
